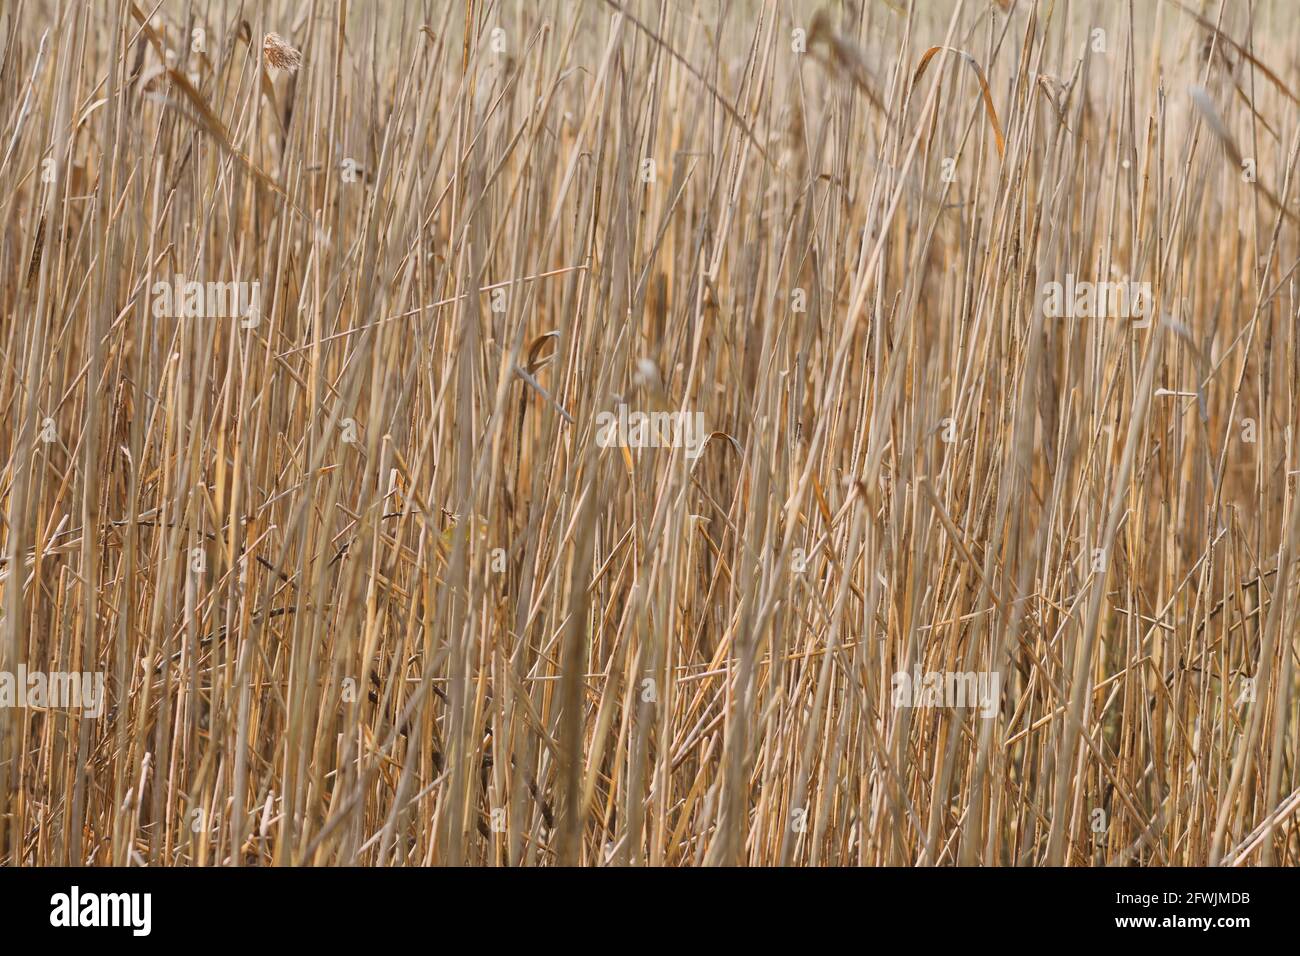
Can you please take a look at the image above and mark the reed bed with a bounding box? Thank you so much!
[1,0,1299,866]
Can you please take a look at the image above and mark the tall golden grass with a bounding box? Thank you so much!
[1,0,1299,866]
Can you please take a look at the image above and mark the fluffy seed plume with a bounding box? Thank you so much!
[263,32,302,72]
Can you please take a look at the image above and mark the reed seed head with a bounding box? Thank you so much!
[263,32,302,72]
